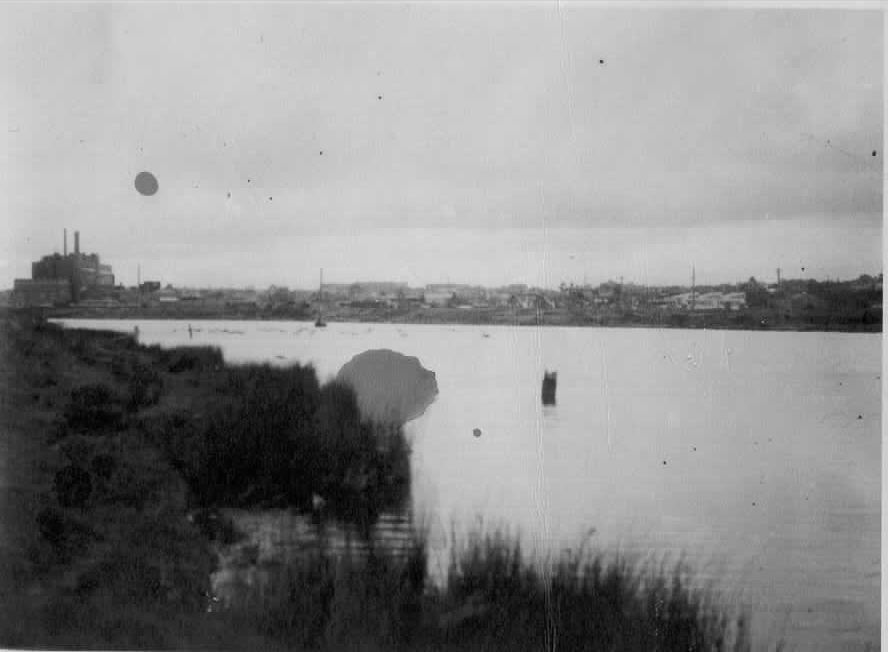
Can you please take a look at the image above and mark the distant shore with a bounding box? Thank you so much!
[39,304,883,333]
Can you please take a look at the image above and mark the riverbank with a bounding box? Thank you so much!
[0,312,277,647]
[1,312,756,650]
[0,312,409,647]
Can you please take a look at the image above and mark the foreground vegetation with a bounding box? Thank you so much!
[0,310,754,650]
[216,528,751,652]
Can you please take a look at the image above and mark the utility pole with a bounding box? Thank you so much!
[777,267,781,286]
[691,265,696,312]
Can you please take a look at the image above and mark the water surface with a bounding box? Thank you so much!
[59,319,881,651]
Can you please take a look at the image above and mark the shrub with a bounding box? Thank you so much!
[63,384,125,433]
[433,531,749,652]
[219,529,747,651]
[190,509,243,545]
[90,453,116,481]
[110,352,164,410]
[163,346,224,373]
[172,363,411,520]
[35,506,96,563]
[126,362,163,410]
[226,542,426,649]
[187,363,322,505]
[110,351,133,378]
[53,466,93,508]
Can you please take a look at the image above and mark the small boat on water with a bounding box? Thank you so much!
[315,268,327,328]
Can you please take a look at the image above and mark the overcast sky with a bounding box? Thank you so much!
[1,4,882,289]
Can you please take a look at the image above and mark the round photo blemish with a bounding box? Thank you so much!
[134,171,159,196]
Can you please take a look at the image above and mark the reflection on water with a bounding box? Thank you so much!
[57,319,881,651]
[211,509,415,608]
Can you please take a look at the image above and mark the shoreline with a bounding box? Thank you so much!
[34,305,883,334]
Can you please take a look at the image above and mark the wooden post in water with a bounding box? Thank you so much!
[542,371,557,405]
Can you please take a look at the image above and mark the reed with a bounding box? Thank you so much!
[222,528,750,652]
[150,362,412,522]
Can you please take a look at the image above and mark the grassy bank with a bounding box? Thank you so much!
[0,311,409,647]
[220,530,751,652]
[0,313,216,647]
[0,310,753,650]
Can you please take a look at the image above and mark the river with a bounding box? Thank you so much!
[57,319,881,651]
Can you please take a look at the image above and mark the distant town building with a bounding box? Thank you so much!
[423,290,455,307]
[502,284,529,294]
[139,281,161,293]
[720,292,747,311]
[509,293,556,311]
[657,291,747,311]
[321,282,408,302]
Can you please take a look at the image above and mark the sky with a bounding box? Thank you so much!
[1,3,883,290]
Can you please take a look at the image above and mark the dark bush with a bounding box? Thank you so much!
[63,384,125,433]
[171,363,412,521]
[90,453,117,481]
[35,506,96,562]
[428,532,749,651]
[99,463,151,511]
[190,509,243,545]
[187,363,321,505]
[163,346,224,373]
[141,411,201,473]
[109,352,165,410]
[110,351,133,378]
[36,506,67,545]
[126,363,163,410]
[78,554,165,606]
[53,466,93,508]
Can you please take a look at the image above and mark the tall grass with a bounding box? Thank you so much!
[153,344,225,373]
[61,383,126,433]
[437,531,748,651]
[219,529,750,652]
[141,361,411,523]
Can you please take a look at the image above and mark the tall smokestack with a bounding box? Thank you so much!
[64,229,67,256]
[74,231,80,256]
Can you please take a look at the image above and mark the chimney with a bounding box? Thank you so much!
[64,229,67,256]
[74,231,80,256]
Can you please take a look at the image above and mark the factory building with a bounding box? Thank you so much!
[11,278,72,308]
[12,230,115,307]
